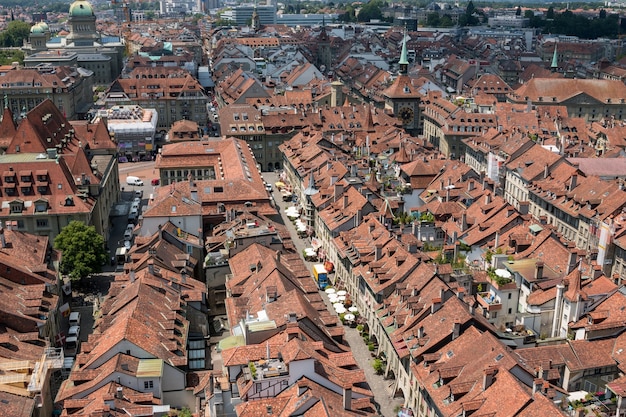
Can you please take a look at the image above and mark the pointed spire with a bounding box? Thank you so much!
[551,42,558,72]
[303,171,318,196]
[0,106,17,142]
[399,27,409,75]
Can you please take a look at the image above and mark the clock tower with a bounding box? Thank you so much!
[383,29,421,135]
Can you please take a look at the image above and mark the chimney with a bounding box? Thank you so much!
[461,213,467,232]
[482,367,497,391]
[276,250,281,263]
[148,259,154,275]
[116,387,123,399]
[543,163,549,179]
[452,321,460,340]
[374,244,382,261]
[130,270,136,283]
[0,224,5,249]
[418,326,424,338]
[342,386,352,410]
[535,261,544,280]
[518,201,529,215]
[532,378,544,395]
[569,174,577,191]
[593,264,602,279]
[468,180,474,191]
[355,209,362,227]
[334,183,344,202]
[485,193,491,205]
[343,194,349,209]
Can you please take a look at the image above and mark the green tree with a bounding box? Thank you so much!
[214,18,235,26]
[357,0,383,22]
[426,12,440,27]
[0,49,24,65]
[54,221,108,282]
[0,20,31,47]
[372,358,384,374]
[546,6,555,19]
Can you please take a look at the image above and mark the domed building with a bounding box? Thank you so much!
[23,0,124,85]
[25,22,51,53]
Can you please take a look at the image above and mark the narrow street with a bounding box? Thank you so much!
[263,172,404,417]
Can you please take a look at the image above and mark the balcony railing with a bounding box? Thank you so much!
[477,292,502,312]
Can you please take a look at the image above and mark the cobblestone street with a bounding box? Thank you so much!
[264,172,404,417]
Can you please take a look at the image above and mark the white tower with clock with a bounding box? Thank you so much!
[383,29,421,135]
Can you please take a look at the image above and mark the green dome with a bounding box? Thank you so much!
[69,1,94,17]
[39,22,49,31]
[30,23,44,34]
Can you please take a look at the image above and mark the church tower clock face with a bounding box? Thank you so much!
[398,106,414,124]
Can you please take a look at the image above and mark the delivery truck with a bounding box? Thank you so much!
[312,264,328,290]
[126,176,144,186]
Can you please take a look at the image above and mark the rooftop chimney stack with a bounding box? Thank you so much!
[535,261,544,280]
[452,321,460,340]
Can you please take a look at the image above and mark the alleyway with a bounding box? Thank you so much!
[264,172,404,417]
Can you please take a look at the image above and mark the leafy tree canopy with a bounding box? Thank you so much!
[0,49,23,65]
[357,0,384,23]
[54,221,108,282]
[0,20,30,47]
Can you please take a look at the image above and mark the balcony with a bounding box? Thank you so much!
[477,292,502,312]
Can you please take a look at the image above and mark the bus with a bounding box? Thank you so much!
[312,264,328,290]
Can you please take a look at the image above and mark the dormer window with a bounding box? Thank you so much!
[9,201,23,213]
[64,196,74,206]
[34,201,48,213]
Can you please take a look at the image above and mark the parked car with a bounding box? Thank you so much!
[151,178,160,186]
[68,325,80,339]
[124,224,134,240]
[69,311,81,326]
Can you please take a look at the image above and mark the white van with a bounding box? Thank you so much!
[126,176,144,186]
[69,311,81,327]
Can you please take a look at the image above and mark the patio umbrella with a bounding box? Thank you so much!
[337,295,346,301]
[344,313,355,321]
[333,302,344,310]
[348,306,358,313]
[325,288,336,294]
[495,269,512,279]
[336,306,347,314]
[337,290,347,296]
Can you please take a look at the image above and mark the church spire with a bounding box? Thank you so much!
[551,41,558,72]
[399,27,409,75]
